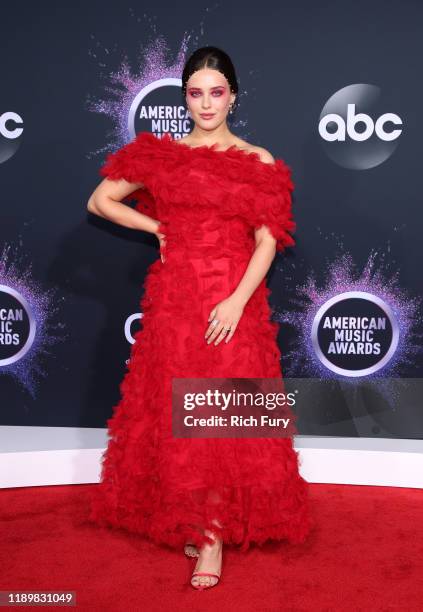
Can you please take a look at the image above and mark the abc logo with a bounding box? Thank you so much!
[0,111,23,164]
[0,112,23,139]
[319,103,402,143]
[318,84,403,170]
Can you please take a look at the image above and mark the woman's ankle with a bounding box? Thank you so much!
[202,528,223,549]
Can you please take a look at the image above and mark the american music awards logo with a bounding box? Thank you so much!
[311,291,399,377]
[128,77,192,139]
[0,244,67,396]
[0,284,36,366]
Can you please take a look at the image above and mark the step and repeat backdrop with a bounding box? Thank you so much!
[1,1,422,438]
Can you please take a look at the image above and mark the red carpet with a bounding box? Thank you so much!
[1,483,422,611]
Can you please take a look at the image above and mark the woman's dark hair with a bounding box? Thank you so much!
[181,46,239,111]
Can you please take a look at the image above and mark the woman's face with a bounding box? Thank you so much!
[185,67,236,130]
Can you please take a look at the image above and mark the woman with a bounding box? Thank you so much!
[87,46,312,590]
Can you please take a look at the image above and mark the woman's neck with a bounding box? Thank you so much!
[188,123,235,146]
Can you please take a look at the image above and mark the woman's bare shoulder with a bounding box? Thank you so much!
[236,139,275,164]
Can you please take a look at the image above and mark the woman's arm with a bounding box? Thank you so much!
[231,227,276,307]
[87,177,161,235]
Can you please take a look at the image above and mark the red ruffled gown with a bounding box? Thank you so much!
[88,131,313,551]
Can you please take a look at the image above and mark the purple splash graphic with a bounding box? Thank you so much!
[0,243,67,398]
[86,35,189,154]
[274,249,423,380]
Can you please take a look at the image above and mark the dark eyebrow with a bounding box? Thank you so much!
[187,85,225,91]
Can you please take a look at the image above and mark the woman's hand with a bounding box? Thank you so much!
[205,296,245,345]
[155,230,166,263]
